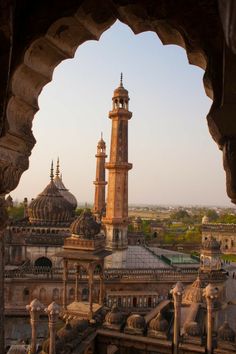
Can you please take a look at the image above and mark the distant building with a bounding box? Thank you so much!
[202,216,236,254]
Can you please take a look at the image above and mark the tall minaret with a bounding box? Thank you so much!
[93,133,107,220]
[103,74,132,250]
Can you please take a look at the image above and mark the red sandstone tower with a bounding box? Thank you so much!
[103,74,132,250]
[93,134,107,219]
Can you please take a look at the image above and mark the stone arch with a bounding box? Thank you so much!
[69,287,75,301]
[52,288,60,301]
[23,287,30,302]
[82,287,89,301]
[1,1,229,201]
[39,287,46,302]
[34,256,52,268]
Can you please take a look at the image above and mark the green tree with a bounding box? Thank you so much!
[8,204,24,220]
[171,209,190,221]
[206,209,218,222]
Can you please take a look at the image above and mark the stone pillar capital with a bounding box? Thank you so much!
[26,299,45,354]
[203,283,219,304]
[45,301,60,322]
[171,281,184,302]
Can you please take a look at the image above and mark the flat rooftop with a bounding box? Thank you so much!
[104,246,171,269]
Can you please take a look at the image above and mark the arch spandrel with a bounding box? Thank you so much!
[1,0,236,204]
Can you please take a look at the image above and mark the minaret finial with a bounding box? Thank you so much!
[101,132,103,140]
[56,157,60,177]
[50,160,54,181]
[120,72,123,87]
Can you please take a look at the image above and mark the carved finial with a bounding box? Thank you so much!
[50,160,54,181]
[56,157,60,177]
[120,72,123,87]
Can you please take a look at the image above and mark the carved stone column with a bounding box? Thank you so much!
[89,268,94,318]
[26,299,45,354]
[99,273,104,305]
[203,283,219,354]
[45,302,60,354]
[75,265,79,302]
[171,282,184,354]
[0,196,8,353]
[62,260,68,309]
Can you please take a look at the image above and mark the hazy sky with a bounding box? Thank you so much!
[12,21,232,206]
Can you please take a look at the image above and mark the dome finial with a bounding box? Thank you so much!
[120,72,123,87]
[101,132,103,140]
[50,160,54,181]
[56,157,60,177]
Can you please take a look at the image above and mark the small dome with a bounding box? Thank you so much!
[113,74,129,98]
[70,211,101,239]
[105,305,123,325]
[28,180,73,225]
[126,314,146,330]
[202,215,209,224]
[183,276,204,304]
[149,313,168,332]
[184,321,201,337]
[202,237,220,251]
[218,321,235,342]
[97,137,106,149]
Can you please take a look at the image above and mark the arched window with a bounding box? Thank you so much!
[69,288,75,301]
[133,297,137,307]
[148,296,152,307]
[39,288,46,302]
[23,288,30,302]
[52,288,59,301]
[34,257,52,268]
[82,288,89,301]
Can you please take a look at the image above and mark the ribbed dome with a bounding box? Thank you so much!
[113,73,129,98]
[54,175,77,210]
[97,137,106,149]
[114,85,128,97]
[183,276,204,304]
[54,158,77,210]
[149,313,168,332]
[70,211,101,239]
[28,180,73,225]
[126,314,146,330]
[218,321,235,342]
[105,305,124,325]
[184,321,201,336]
[202,237,220,251]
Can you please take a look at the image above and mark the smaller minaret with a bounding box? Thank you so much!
[23,197,28,218]
[93,133,107,220]
[50,160,54,181]
[55,157,60,177]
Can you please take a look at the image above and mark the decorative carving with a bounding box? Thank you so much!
[0,197,8,230]
[223,138,236,203]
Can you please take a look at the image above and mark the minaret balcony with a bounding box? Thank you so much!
[105,162,132,170]
[109,110,132,120]
[93,180,107,185]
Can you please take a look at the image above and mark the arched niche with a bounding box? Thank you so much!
[1,1,233,202]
